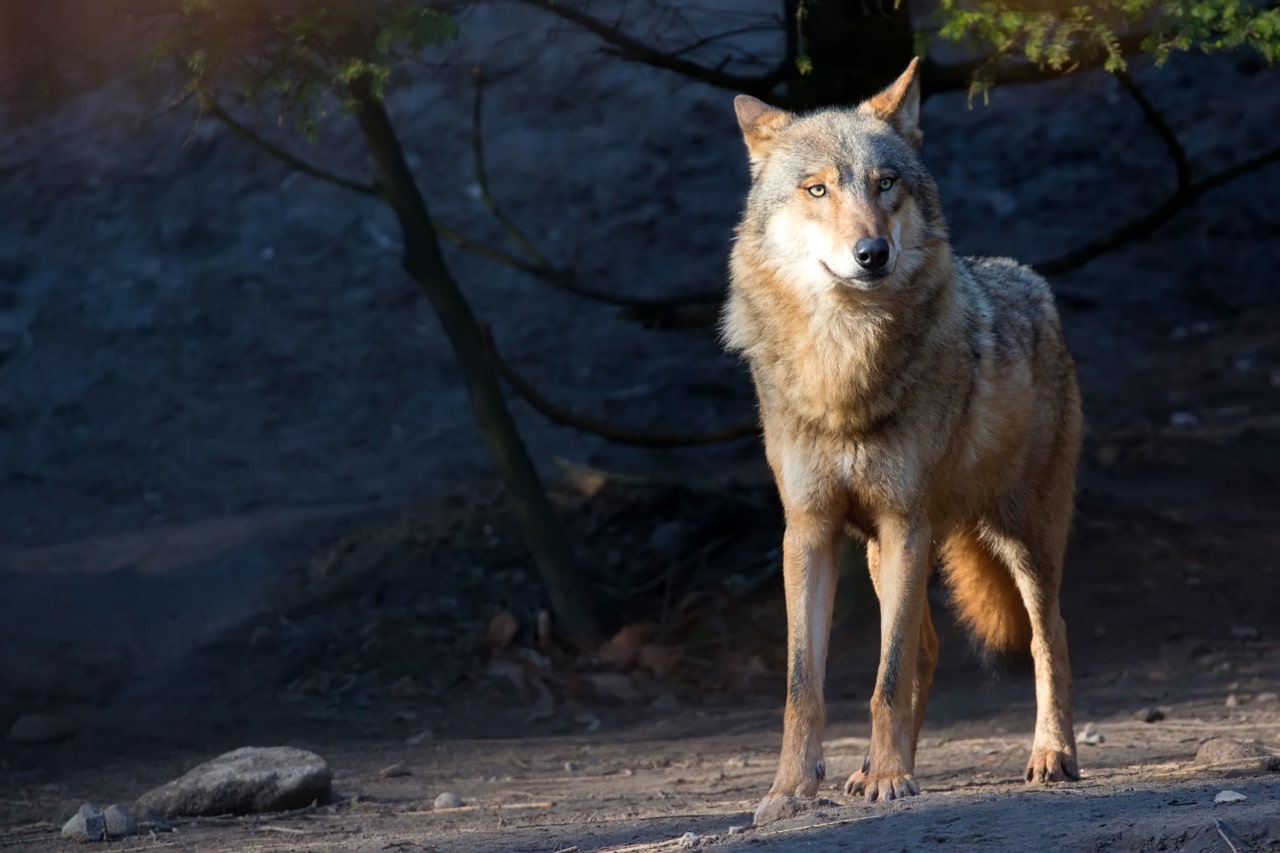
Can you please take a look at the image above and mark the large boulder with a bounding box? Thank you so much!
[135,746,331,817]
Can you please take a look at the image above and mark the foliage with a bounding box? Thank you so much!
[154,0,457,135]
[937,0,1280,101]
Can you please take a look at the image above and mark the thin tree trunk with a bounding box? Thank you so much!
[348,76,599,650]
[784,0,915,109]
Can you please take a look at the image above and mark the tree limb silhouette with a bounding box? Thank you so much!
[483,327,760,448]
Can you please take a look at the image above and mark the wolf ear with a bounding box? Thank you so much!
[863,57,923,147]
[734,94,794,166]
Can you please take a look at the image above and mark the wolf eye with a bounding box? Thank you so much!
[878,176,896,192]
[806,184,827,198]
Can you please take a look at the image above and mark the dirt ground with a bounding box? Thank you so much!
[1,3,1279,851]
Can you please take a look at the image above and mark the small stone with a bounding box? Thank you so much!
[103,804,136,839]
[1192,732,1264,768]
[9,713,77,744]
[1135,707,1165,723]
[61,804,104,843]
[563,760,580,774]
[727,825,745,835]
[379,762,412,778]
[405,729,434,746]
[135,746,331,817]
[678,831,700,848]
[1079,723,1105,746]
[1214,790,1247,804]
[1256,691,1278,703]
[1225,693,1240,708]
[1196,738,1267,766]
[433,791,463,809]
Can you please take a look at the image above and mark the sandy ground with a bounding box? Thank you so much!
[2,2,1279,851]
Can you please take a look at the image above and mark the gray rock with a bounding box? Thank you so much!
[8,713,76,744]
[135,746,331,817]
[1195,737,1267,766]
[103,804,136,839]
[433,791,463,809]
[61,803,104,843]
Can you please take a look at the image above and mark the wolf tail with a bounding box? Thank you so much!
[938,527,1031,660]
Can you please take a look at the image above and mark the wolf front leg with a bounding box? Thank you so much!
[849,515,931,802]
[753,516,840,826]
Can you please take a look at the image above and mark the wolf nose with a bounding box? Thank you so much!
[854,237,890,271]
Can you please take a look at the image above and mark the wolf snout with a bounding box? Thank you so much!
[854,237,891,271]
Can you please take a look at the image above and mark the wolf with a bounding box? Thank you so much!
[721,58,1083,825]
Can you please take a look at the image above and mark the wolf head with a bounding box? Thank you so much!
[732,59,946,298]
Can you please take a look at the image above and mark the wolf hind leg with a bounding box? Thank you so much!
[985,522,1078,784]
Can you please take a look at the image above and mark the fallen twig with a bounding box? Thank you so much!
[1215,819,1243,853]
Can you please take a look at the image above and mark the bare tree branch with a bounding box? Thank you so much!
[1114,69,1190,193]
[667,22,780,61]
[1034,142,1280,277]
[469,68,558,271]
[434,221,547,273]
[515,1,1153,104]
[202,92,551,275]
[482,327,760,448]
[200,93,381,197]
[468,69,725,325]
[512,0,789,99]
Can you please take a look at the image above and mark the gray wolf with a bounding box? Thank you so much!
[721,58,1083,825]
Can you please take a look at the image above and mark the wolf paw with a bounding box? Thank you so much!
[1025,748,1079,783]
[844,765,920,803]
